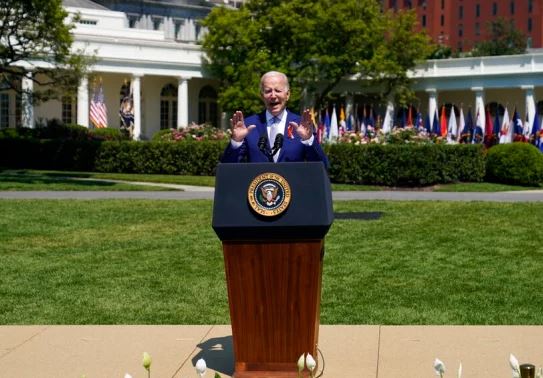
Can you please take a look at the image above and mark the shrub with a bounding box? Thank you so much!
[325,143,485,186]
[152,123,230,142]
[486,143,543,186]
[88,127,130,141]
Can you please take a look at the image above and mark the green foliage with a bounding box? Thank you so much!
[471,18,527,57]
[326,143,485,186]
[486,142,543,186]
[88,127,130,141]
[94,141,227,175]
[0,0,92,103]
[151,124,230,142]
[201,0,432,112]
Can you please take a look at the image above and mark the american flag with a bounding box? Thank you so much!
[90,82,108,128]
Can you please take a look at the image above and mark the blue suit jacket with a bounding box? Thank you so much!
[220,110,329,168]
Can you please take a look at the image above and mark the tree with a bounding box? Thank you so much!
[0,0,91,103]
[471,18,527,57]
[201,0,433,114]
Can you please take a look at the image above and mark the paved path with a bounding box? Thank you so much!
[1,324,541,377]
[2,188,543,201]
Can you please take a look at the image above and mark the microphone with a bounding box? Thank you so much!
[258,135,273,162]
[271,133,283,158]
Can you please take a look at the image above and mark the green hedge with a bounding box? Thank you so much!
[0,136,488,185]
[486,143,543,186]
[94,141,227,175]
[325,143,486,186]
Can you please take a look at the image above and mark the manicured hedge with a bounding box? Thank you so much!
[486,143,543,186]
[0,136,488,185]
[94,141,227,175]
[325,143,486,186]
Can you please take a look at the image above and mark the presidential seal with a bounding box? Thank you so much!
[247,173,291,217]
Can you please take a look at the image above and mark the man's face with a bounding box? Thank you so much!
[260,75,290,116]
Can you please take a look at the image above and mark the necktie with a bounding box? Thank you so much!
[269,116,280,149]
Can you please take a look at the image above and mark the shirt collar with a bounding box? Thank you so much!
[266,110,286,125]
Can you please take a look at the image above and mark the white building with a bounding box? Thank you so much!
[2,0,543,140]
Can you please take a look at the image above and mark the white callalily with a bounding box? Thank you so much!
[297,353,305,372]
[196,358,207,376]
[457,362,462,378]
[509,353,521,378]
[434,358,446,376]
[305,353,316,372]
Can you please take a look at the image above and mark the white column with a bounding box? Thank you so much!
[178,76,189,128]
[21,72,34,128]
[132,74,142,140]
[77,76,89,128]
[426,88,437,122]
[522,85,535,136]
[472,87,485,137]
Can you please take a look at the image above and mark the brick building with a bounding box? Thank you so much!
[382,0,542,52]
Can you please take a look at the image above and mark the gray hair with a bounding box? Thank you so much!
[260,71,290,93]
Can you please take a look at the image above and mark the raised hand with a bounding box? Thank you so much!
[230,111,256,142]
[288,108,313,141]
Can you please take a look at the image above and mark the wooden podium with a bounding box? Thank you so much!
[212,162,333,378]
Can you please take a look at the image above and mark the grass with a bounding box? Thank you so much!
[2,169,541,192]
[0,170,176,191]
[1,199,542,325]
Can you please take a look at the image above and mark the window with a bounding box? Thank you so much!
[440,14,444,26]
[174,20,184,39]
[492,2,497,15]
[475,22,480,36]
[529,0,533,13]
[152,17,163,31]
[61,96,75,125]
[128,15,138,28]
[160,83,177,129]
[458,5,463,19]
[404,0,412,8]
[198,86,218,126]
[78,19,98,25]
[458,24,463,37]
[475,4,480,17]
[0,93,8,128]
[422,14,426,27]
[441,0,444,9]
[457,41,463,52]
[510,1,515,14]
[528,18,532,32]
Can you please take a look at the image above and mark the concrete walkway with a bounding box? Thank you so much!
[2,189,543,201]
[1,325,541,377]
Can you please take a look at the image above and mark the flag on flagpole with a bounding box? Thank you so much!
[339,105,346,135]
[499,107,511,144]
[407,105,414,127]
[463,109,474,143]
[512,108,524,141]
[432,109,440,136]
[399,108,406,128]
[359,105,366,136]
[447,107,457,143]
[424,113,431,134]
[415,111,423,131]
[472,109,484,143]
[457,107,466,141]
[440,105,447,137]
[90,80,108,128]
[531,111,540,143]
[382,102,393,134]
[329,105,339,141]
[119,80,134,132]
[324,108,331,139]
[484,107,493,137]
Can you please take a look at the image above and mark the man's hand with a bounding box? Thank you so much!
[288,108,313,141]
[230,111,256,142]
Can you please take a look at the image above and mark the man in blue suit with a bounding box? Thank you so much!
[220,71,328,168]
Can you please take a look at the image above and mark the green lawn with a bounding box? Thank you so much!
[0,170,176,191]
[1,199,542,325]
[1,169,540,191]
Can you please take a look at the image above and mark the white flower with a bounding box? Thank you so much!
[305,353,316,372]
[510,354,520,378]
[124,374,133,378]
[142,352,152,371]
[297,354,305,372]
[434,358,446,376]
[195,358,207,377]
[457,362,462,378]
